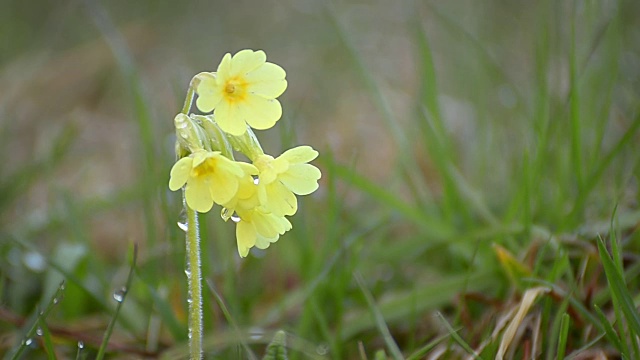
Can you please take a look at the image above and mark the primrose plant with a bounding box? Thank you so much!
[168,49,321,358]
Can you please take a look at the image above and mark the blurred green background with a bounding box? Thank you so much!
[1,0,640,359]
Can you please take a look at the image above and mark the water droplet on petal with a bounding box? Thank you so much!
[113,287,127,303]
[253,177,260,185]
[221,207,231,221]
[231,215,241,223]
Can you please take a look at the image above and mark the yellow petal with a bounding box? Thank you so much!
[255,234,279,250]
[185,177,214,213]
[280,146,318,164]
[255,155,281,184]
[238,162,259,176]
[280,164,321,195]
[195,73,221,112]
[169,157,193,191]
[235,174,258,200]
[251,211,281,238]
[246,63,287,98]
[210,170,239,205]
[231,49,266,75]
[236,220,256,257]
[248,62,286,81]
[214,101,247,136]
[216,155,245,177]
[271,157,289,174]
[242,95,282,130]
[216,53,233,82]
[191,151,209,168]
[262,182,297,216]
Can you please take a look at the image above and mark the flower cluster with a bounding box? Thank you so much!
[169,49,321,257]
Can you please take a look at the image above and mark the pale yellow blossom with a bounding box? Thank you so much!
[195,49,287,136]
[169,151,245,213]
[254,146,321,216]
[235,207,292,257]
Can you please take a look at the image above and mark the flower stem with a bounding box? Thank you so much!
[181,79,203,359]
[182,84,196,115]
[185,203,203,359]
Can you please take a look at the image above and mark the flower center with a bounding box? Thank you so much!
[225,83,236,94]
[193,158,216,177]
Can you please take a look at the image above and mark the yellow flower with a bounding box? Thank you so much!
[220,163,260,215]
[235,207,292,258]
[254,146,321,216]
[169,151,246,213]
[195,49,287,136]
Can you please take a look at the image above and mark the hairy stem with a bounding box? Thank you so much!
[181,79,203,359]
[185,203,203,359]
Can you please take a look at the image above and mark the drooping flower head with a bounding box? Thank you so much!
[235,207,292,258]
[253,146,322,216]
[169,150,248,213]
[195,49,287,136]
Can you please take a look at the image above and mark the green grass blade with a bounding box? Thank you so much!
[343,271,492,340]
[593,304,624,353]
[327,161,452,239]
[8,235,137,332]
[405,333,451,360]
[75,341,88,360]
[96,243,138,360]
[568,4,584,196]
[555,313,570,360]
[9,281,65,360]
[354,272,404,360]
[37,318,56,360]
[570,111,640,220]
[206,280,258,360]
[596,238,640,338]
[435,312,481,360]
[524,278,604,333]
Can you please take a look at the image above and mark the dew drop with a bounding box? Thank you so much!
[78,340,84,349]
[113,287,127,303]
[52,298,59,304]
[175,118,188,129]
[248,328,263,340]
[184,269,191,277]
[220,207,231,221]
[24,338,33,346]
[36,327,43,336]
[179,132,189,139]
[231,215,241,223]
[253,177,260,185]
[177,221,188,232]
